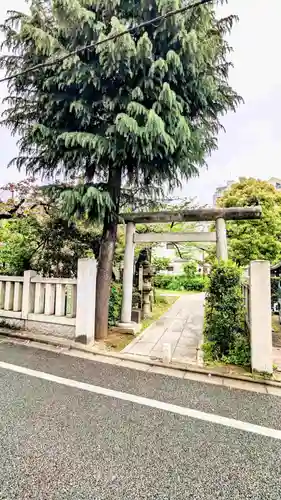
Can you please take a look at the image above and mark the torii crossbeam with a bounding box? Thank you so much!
[118,206,262,330]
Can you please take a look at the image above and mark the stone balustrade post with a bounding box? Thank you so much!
[22,270,37,319]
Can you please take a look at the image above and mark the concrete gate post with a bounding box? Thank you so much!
[215,217,228,260]
[249,260,272,373]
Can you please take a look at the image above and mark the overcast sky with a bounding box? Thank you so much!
[0,0,280,204]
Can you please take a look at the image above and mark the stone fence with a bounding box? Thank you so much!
[242,261,272,373]
[0,258,97,343]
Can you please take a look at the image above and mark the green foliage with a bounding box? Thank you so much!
[0,215,98,277]
[1,0,241,209]
[201,340,216,362]
[0,217,41,275]
[152,256,171,272]
[218,178,281,265]
[183,261,197,278]
[0,181,100,277]
[204,260,249,365]
[108,283,122,326]
[53,183,114,222]
[31,218,98,277]
[271,277,281,310]
[154,274,206,291]
[222,335,251,367]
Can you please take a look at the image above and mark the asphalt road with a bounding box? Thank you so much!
[1,341,281,499]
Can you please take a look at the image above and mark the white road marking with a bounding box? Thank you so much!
[0,360,280,440]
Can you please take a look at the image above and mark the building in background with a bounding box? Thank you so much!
[213,177,281,206]
[213,180,235,206]
[152,243,211,276]
[268,177,281,191]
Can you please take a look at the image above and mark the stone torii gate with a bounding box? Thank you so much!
[118,206,262,331]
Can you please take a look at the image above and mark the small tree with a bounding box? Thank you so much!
[218,178,281,265]
[204,260,249,364]
[0,217,41,275]
[0,181,100,277]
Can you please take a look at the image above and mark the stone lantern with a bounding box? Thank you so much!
[142,259,155,318]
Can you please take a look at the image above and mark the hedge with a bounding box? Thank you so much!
[154,274,206,291]
[203,260,250,366]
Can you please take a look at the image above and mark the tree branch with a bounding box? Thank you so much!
[0,198,25,219]
[172,243,183,259]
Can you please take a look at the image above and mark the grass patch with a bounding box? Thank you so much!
[204,360,251,376]
[104,331,135,352]
[156,288,200,296]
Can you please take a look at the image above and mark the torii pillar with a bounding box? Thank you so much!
[118,222,140,334]
[216,217,228,260]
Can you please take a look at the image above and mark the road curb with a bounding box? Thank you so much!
[1,327,280,389]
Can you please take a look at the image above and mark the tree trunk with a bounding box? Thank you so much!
[95,168,121,339]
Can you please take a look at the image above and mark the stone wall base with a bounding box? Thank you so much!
[0,316,75,339]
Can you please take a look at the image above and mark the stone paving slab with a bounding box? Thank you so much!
[177,338,199,348]
[128,341,155,356]
[123,293,205,364]
[137,328,164,343]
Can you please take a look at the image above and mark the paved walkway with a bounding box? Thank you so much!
[123,293,205,364]
[273,347,281,371]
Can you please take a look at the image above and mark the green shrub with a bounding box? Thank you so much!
[108,283,122,326]
[152,256,171,272]
[183,261,197,278]
[154,274,206,291]
[204,260,249,365]
[222,334,251,367]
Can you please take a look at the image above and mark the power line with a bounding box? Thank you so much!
[0,0,213,84]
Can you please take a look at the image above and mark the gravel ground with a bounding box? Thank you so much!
[1,342,281,499]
